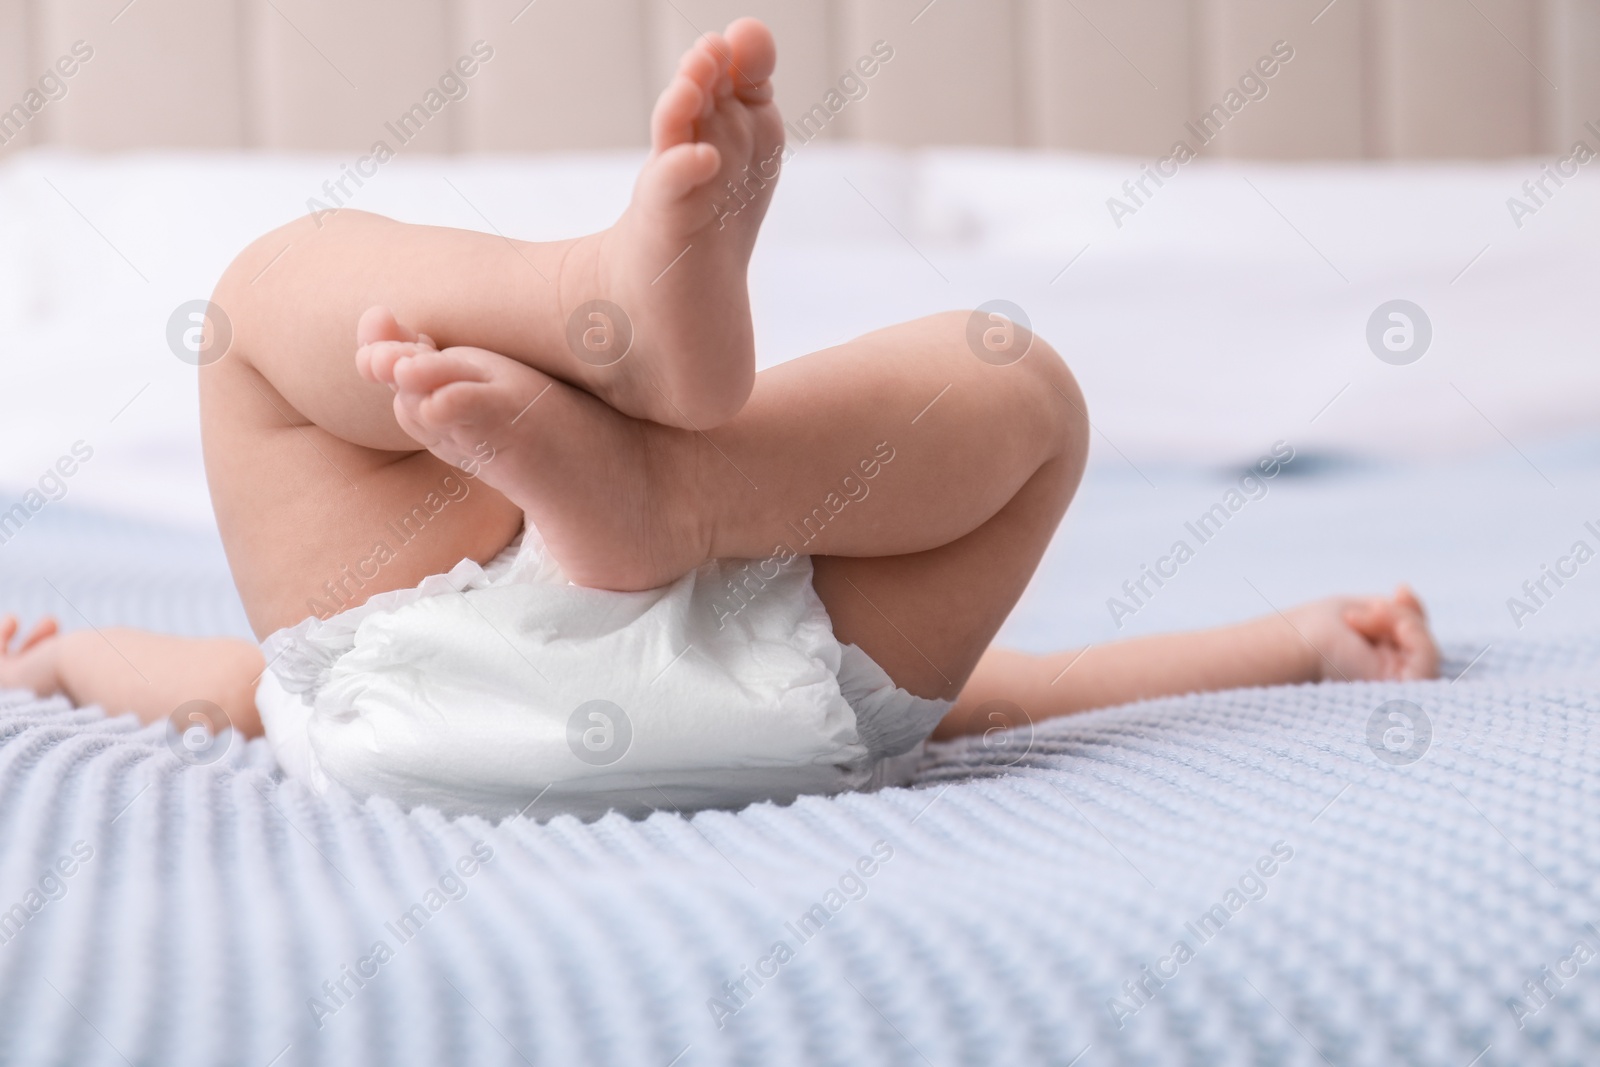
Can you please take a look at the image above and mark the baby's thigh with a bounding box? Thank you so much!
[811,446,1080,703]
[201,356,522,639]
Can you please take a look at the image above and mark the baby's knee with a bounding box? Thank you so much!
[210,220,306,354]
[1019,339,1088,496]
[1027,333,1088,457]
[217,215,306,299]
[935,309,1087,462]
[212,209,383,320]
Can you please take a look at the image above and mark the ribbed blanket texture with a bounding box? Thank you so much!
[3,639,1599,1066]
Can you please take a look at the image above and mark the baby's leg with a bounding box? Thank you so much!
[213,267,1087,710]
[359,311,1087,700]
[205,11,1083,692]
[205,18,782,635]
[213,18,780,437]
[648,313,1089,701]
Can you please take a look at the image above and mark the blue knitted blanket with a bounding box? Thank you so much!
[3,635,1598,1067]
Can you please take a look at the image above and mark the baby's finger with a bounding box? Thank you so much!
[1386,585,1439,679]
[1377,643,1403,680]
[18,617,58,653]
[1395,583,1427,619]
[1395,611,1440,680]
[0,614,17,653]
[1342,598,1397,642]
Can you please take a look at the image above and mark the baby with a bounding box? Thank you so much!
[0,19,1437,815]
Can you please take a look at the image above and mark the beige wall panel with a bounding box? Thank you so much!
[460,0,650,151]
[646,0,837,141]
[1,0,35,154]
[1543,0,1600,150]
[251,0,455,153]
[1025,0,1189,156]
[5,0,1593,159]
[1199,0,1364,159]
[43,0,244,149]
[840,0,1021,147]
[1371,0,1539,158]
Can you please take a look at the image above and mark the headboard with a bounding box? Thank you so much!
[2,0,1594,159]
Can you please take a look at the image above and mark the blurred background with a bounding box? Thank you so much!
[2,0,1599,654]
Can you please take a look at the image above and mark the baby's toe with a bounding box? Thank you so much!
[651,74,706,151]
[391,347,491,397]
[359,340,427,385]
[417,381,498,430]
[677,40,719,87]
[19,617,57,652]
[726,18,777,95]
[355,305,416,347]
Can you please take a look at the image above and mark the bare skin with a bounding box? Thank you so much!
[0,616,264,736]
[1,19,1438,753]
[944,588,1438,739]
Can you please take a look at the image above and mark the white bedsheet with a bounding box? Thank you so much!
[2,147,1596,529]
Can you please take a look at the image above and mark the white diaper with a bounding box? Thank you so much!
[256,530,951,820]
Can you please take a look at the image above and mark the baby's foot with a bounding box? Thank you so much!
[592,18,782,428]
[357,309,707,590]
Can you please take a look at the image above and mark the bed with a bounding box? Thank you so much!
[3,147,1599,1065]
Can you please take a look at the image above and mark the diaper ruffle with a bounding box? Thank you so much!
[260,535,527,698]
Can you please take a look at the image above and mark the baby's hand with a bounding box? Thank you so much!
[1284,586,1439,682]
[0,614,63,696]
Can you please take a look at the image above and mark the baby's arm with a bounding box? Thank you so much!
[939,587,1438,739]
[5,586,1436,749]
[0,616,264,737]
